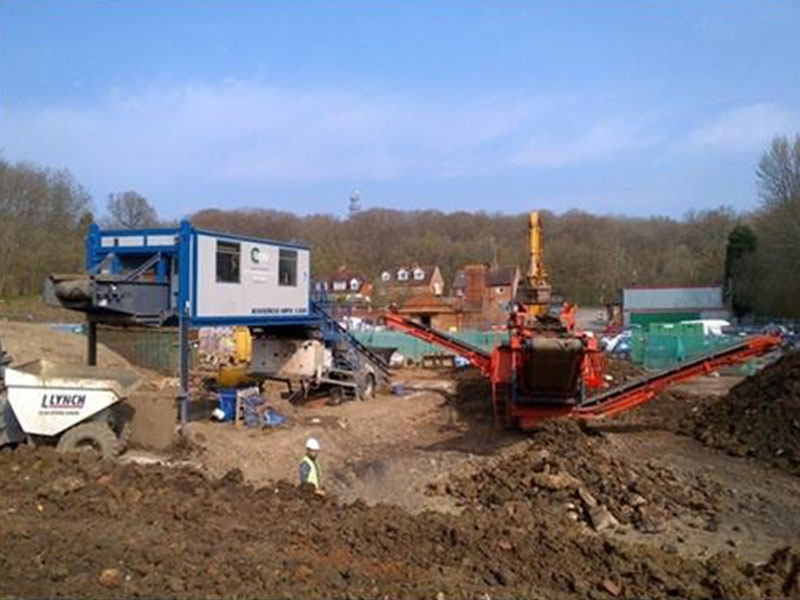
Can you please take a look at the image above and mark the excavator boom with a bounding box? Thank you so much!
[517,211,551,316]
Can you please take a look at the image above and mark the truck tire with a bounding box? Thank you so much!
[57,421,120,460]
[326,385,345,406]
[109,404,134,450]
[358,373,376,401]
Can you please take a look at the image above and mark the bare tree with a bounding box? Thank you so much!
[0,159,92,297]
[757,134,800,210]
[752,134,800,316]
[105,191,158,229]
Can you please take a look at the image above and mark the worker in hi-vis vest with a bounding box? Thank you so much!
[300,437,324,495]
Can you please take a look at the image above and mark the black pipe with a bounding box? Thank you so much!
[87,320,97,366]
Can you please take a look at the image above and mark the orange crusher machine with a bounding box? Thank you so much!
[383,211,781,427]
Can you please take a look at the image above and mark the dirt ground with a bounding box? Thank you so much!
[1,320,179,450]
[1,320,131,369]
[2,322,799,598]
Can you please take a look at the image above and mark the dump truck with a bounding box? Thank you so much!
[0,337,139,458]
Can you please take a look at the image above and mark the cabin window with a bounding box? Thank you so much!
[397,269,409,281]
[381,271,391,282]
[216,241,240,283]
[279,249,298,287]
[413,268,425,280]
[350,278,360,291]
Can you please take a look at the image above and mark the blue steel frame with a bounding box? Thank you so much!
[86,220,320,329]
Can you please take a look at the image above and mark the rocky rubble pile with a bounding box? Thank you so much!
[685,351,800,476]
[2,445,798,599]
[434,420,723,534]
[601,357,646,387]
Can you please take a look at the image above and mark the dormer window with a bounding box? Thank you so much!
[349,278,360,291]
[381,271,391,282]
[397,269,409,281]
[413,268,425,281]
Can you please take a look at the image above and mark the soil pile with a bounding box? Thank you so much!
[604,357,645,385]
[615,389,708,432]
[3,446,798,599]
[685,351,800,476]
[435,420,722,535]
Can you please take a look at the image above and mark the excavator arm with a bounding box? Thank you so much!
[516,211,552,317]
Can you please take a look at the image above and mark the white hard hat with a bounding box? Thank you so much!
[305,437,320,451]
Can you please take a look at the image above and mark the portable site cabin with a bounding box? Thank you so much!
[47,221,314,328]
[46,221,389,431]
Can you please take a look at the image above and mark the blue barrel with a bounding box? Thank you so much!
[217,389,237,422]
[391,383,404,396]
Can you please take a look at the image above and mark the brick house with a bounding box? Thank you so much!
[452,264,520,329]
[376,265,445,306]
[314,266,372,305]
[396,292,458,330]
[484,266,521,327]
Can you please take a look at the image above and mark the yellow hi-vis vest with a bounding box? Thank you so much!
[300,455,322,489]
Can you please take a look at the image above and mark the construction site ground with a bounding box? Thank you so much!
[1,322,799,598]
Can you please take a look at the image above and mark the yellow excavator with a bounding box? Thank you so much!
[517,211,552,317]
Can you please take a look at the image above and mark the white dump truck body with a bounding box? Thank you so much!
[4,360,140,437]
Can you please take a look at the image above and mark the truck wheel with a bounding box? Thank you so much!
[109,404,134,450]
[358,373,376,401]
[326,386,345,406]
[57,421,120,460]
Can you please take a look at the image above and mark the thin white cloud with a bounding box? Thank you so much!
[683,102,800,152]
[6,81,795,207]
[509,118,659,169]
[2,80,648,189]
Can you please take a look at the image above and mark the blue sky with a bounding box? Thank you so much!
[2,1,799,220]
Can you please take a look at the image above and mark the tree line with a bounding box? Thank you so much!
[1,134,798,318]
[190,204,738,308]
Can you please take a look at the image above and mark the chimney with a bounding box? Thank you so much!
[464,264,488,311]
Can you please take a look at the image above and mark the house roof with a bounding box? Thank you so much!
[379,265,438,287]
[398,293,454,313]
[314,266,370,295]
[487,266,518,287]
[316,266,366,285]
[452,264,490,290]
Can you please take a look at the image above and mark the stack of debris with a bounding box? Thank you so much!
[684,351,800,476]
[433,420,722,534]
[196,327,237,370]
[2,446,798,599]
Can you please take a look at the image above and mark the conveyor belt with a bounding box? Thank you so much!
[382,313,493,374]
[313,304,391,380]
[576,334,781,419]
